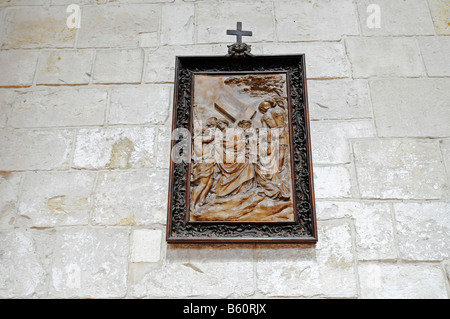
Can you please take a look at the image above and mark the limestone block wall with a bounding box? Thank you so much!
[0,0,449,299]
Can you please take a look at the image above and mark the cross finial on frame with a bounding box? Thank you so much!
[226,22,252,44]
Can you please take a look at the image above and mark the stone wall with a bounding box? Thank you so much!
[0,0,449,299]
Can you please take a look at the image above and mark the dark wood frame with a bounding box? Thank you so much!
[166,54,317,243]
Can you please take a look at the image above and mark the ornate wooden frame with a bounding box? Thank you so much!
[166,53,317,243]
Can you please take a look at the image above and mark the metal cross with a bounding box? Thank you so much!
[226,22,252,44]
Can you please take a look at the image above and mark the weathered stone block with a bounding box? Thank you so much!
[0,0,48,5]
[92,170,168,225]
[73,127,156,169]
[145,45,216,83]
[419,37,450,77]
[50,228,129,298]
[111,0,173,3]
[139,32,158,48]
[275,0,359,41]
[307,79,372,120]
[51,0,107,4]
[93,49,144,84]
[345,37,423,78]
[196,1,274,43]
[428,0,450,35]
[0,129,73,171]
[262,42,351,78]
[316,201,396,260]
[394,202,450,261]
[0,90,14,127]
[0,173,21,230]
[440,139,450,179]
[8,88,107,128]
[311,120,374,164]
[256,220,357,298]
[0,51,39,87]
[37,50,95,85]
[156,127,171,169]
[313,165,352,199]
[108,85,171,125]
[357,0,434,35]
[161,3,195,45]
[129,245,254,298]
[77,5,159,47]
[18,171,96,227]
[445,261,450,285]
[1,7,75,49]
[0,229,55,298]
[130,229,162,263]
[353,139,448,199]
[370,78,450,137]
[359,263,448,299]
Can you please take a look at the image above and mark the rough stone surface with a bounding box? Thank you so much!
[0,129,73,171]
[0,229,55,298]
[394,202,450,261]
[370,79,450,138]
[427,0,450,35]
[111,0,173,3]
[92,170,168,225]
[263,42,351,79]
[307,79,372,120]
[0,0,48,5]
[145,45,217,83]
[50,228,129,298]
[130,229,162,263]
[256,220,357,298]
[359,263,448,299]
[77,5,159,48]
[419,37,450,77]
[156,126,171,169]
[0,90,14,127]
[129,245,255,298]
[317,201,396,260]
[8,88,107,128]
[357,0,435,36]
[108,85,171,125]
[0,50,39,87]
[37,50,95,85]
[353,139,448,199]
[73,127,155,170]
[346,37,424,78]
[93,49,144,84]
[51,0,107,4]
[440,139,450,177]
[311,120,374,164]
[18,171,96,227]
[275,0,359,41]
[0,173,21,230]
[1,7,75,49]
[313,165,352,199]
[161,3,195,45]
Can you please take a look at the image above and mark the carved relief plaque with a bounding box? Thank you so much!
[191,73,295,222]
[167,53,317,243]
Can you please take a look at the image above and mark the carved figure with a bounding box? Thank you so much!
[190,74,294,221]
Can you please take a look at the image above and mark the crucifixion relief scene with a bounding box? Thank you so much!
[190,73,295,222]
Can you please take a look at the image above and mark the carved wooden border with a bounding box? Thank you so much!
[166,54,317,243]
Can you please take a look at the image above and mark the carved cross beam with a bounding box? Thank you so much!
[213,91,256,123]
[226,22,252,44]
